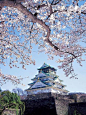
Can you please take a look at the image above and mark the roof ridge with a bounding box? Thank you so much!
[37,63,57,70]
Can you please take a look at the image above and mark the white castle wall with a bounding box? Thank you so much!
[27,88,66,95]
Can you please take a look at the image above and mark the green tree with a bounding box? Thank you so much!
[0,90,25,115]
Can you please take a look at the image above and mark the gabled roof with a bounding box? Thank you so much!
[31,76,53,81]
[31,72,47,81]
[30,80,47,89]
[31,71,50,81]
[37,63,57,71]
[36,72,46,78]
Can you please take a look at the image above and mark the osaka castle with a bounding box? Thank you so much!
[26,63,68,95]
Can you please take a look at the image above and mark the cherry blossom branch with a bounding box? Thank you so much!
[0,0,79,59]
[0,69,22,85]
[0,0,86,79]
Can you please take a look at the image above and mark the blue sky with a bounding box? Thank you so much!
[0,0,86,93]
[0,48,86,93]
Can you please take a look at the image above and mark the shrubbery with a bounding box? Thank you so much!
[0,90,25,115]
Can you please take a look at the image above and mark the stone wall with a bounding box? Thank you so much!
[27,92,52,100]
[23,93,74,115]
[1,108,20,115]
[27,92,71,100]
[55,98,73,115]
[68,102,86,115]
[24,97,57,115]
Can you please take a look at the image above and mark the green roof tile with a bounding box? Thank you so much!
[38,63,57,71]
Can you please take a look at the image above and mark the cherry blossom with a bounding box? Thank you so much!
[0,0,86,84]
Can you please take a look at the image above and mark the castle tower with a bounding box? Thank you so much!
[26,63,68,95]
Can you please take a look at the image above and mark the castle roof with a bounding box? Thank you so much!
[30,80,47,89]
[35,72,46,78]
[37,63,57,71]
[26,63,68,95]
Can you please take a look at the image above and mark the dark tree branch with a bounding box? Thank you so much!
[0,0,79,59]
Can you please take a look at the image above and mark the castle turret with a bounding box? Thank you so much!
[26,63,68,95]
